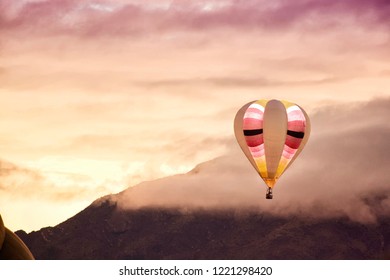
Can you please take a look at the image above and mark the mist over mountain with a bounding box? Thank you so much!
[17,98,390,259]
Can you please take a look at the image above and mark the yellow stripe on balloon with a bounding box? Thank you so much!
[255,99,269,107]
[264,178,276,188]
[255,156,268,178]
[280,100,295,109]
[275,156,289,178]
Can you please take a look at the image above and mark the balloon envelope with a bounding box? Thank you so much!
[234,99,310,190]
[0,215,34,260]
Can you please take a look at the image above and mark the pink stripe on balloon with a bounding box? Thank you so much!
[244,108,263,119]
[285,135,302,149]
[245,105,263,113]
[288,120,305,131]
[250,145,261,152]
[243,118,263,130]
[249,144,265,158]
[282,145,296,159]
[287,109,305,122]
[283,145,296,155]
[244,112,262,120]
[245,135,263,147]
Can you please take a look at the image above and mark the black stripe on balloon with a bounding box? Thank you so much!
[243,129,263,136]
[287,130,305,139]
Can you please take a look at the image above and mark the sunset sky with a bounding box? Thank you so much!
[1,0,389,231]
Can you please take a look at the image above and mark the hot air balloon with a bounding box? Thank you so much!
[0,214,34,259]
[234,99,310,199]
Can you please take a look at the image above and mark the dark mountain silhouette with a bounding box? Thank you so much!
[17,197,390,260]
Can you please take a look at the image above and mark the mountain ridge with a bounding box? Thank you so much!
[17,196,390,260]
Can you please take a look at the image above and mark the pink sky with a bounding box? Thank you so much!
[0,0,389,231]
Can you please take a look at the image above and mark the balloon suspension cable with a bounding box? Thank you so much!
[266,187,273,199]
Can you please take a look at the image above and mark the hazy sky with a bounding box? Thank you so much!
[0,0,389,231]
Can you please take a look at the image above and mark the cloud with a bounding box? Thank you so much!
[1,0,389,38]
[0,158,110,201]
[2,0,388,102]
[113,97,390,224]
[135,76,347,89]
[0,157,114,231]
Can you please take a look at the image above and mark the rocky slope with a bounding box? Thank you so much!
[17,198,390,260]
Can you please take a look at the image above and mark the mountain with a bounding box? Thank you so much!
[16,196,390,260]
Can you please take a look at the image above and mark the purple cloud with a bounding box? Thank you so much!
[1,0,389,38]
